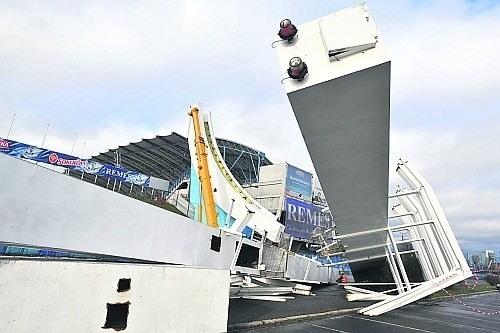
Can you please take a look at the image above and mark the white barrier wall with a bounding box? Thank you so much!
[0,259,229,332]
[0,153,239,269]
[0,153,337,285]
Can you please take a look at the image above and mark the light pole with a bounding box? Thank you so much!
[6,113,16,139]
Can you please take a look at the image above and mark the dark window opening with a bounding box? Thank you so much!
[102,302,130,331]
[252,231,263,242]
[236,243,260,268]
[210,235,221,252]
[117,278,131,292]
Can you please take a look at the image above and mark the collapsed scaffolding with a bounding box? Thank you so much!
[311,160,472,315]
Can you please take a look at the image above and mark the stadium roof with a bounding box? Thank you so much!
[91,132,272,185]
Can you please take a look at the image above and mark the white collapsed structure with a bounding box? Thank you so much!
[0,87,335,332]
[187,105,285,243]
[0,107,336,331]
[349,160,472,316]
[186,104,337,283]
[276,2,391,276]
[275,3,471,316]
[0,3,472,331]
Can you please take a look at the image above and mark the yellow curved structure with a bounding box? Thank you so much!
[187,104,284,242]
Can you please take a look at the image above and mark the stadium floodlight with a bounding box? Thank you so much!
[278,19,297,41]
[287,57,308,81]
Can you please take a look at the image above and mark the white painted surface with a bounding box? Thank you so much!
[0,153,239,269]
[244,164,286,214]
[188,107,284,242]
[258,164,287,183]
[286,254,337,284]
[0,259,229,332]
[244,164,287,214]
[318,6,378,62]
[275,3,391,265]
[351,161,472,316]
[276,3,389,94]
[0,151,335,285]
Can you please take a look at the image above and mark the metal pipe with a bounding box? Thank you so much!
[6,113,16,139]
[321,253,388,267]
[225,199,235,227]
[317,220,435,252]
[388,228,412,291]
[388,189,420,198]
[388,211,415,219]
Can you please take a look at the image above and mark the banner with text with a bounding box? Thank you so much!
[0,137,150,187]
[285,163,313,202]
[284,197,333,240]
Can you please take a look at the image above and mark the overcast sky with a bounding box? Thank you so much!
[1,1,498,252]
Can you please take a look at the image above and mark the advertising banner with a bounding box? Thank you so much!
[284,197,333,240]
[88,163,151,186]
[285,163,313,201]
[0,137,150,187]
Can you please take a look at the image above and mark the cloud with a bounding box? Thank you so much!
[4,117,155,159]
[390,127,500,251]
[198,98,314,172]
[0,1,285,87]
[1,3,187,74]
[390,123,500,189]
[453,218,500,251]
[384,1,500,129]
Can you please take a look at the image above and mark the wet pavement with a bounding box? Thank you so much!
[228,291,500,332]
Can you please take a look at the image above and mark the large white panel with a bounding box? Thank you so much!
[318,5,377,61]
[286,255,336,284]
[276,4,389,94]
[275,4,391,265]
[0,153,238,269]
[258,164,287,182]
[0,259,229,332]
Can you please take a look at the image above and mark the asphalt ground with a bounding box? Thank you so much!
[228,284,371,329]
[228,290,500,332]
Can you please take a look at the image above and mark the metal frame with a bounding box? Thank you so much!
[70,132,272,197]
[315,160,471,316]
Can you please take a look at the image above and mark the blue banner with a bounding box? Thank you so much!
[0,137,150,187]
[285,163,313,201]
[284,197,333,239]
